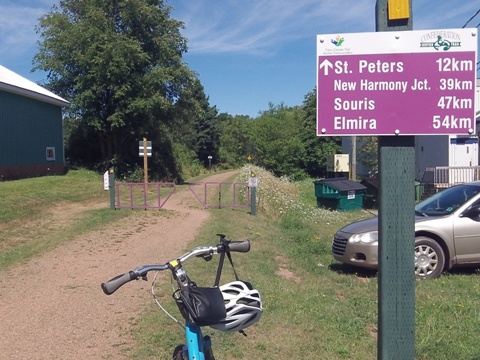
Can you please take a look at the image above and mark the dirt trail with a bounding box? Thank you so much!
[0,170,238,359]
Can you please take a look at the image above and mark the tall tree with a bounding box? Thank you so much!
[170,77,219,172]
[250,103,307,180]
[300,89,341,178]
[357,136,378,170]
[34,0,194,175]
[217,114,252,167]
[188,79,219,166]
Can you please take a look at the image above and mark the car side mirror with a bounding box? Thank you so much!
[461,205,480,218]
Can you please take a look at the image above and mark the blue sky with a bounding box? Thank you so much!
[1,0,479,118]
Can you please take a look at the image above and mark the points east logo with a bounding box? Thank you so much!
[331,35,344,47]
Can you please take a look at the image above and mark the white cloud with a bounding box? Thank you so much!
[171,0,374,55]
[172,0,479,55]
[413,1,480,30]
[0,2,52,58]
[2,0,477,68]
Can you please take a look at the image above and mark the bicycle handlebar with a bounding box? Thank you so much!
[225,240,250,253]
[101,271,139,295]
[101,238,250,296]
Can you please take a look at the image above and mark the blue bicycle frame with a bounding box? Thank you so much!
[183,322,214,360]
[101,236,251,360]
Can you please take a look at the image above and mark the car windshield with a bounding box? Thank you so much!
[415,184,480,216]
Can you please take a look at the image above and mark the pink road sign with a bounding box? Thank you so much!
[316,29,478,136]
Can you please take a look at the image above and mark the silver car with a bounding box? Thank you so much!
[332,181,480,279]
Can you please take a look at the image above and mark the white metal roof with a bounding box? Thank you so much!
[0,65,69,107]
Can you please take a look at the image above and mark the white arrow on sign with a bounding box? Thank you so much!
[319,59,333,75]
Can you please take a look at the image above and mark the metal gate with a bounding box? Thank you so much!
[188,181,250,209]
[115,182,175,209]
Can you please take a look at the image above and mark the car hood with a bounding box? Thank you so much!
[338,217,379,235]
[338,215,450,236]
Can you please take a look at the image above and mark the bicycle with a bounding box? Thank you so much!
[101,234,262,360]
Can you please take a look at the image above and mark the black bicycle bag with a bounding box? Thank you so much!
[174,283,226,326]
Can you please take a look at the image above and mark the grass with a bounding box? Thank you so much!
[129,165,480,360]
[0,168,108,227]
[2,166,480,359]
[0,169,132,268]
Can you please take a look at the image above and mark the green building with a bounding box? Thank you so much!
[0,65,69,180]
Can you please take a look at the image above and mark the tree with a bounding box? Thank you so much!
[300,89,341,178]
[217,114,252,167]
[169,77,220,173]
[34,0,195,178]
[249,103,307,180]
[357,136,378,170]
[189,80,220,166]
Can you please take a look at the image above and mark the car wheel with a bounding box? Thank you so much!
[414,236,445,279]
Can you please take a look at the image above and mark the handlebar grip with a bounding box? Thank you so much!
[227,240,250,253]
[101,271,138,295]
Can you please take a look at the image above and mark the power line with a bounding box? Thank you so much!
[462,10,480,72]
[462,8,480,28]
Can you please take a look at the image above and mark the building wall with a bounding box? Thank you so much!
[448,136,478,167]
[414,135,449,180]
[476,78,480,122]
[414,135,478,182]
[0,90,65,179]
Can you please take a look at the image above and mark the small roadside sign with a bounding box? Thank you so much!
[316,28,477,136]
[248,176,258,188]
[103,170,109,190]
[139,140,152,157]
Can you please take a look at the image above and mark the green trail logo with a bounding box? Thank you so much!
[420,31,461,51]
[331,35,344,47]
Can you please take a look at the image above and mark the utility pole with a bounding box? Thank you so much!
[376,1,415,359]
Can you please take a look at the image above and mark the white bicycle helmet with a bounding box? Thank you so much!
[209,281,262,332]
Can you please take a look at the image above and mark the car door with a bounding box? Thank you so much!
[453,198,480,264]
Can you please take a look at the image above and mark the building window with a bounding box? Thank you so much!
[46,147,56,161]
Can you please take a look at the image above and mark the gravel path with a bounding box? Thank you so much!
[0,171,238,359]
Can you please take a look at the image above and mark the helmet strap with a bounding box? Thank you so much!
[214,250,240,287]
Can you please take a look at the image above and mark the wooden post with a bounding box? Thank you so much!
[143,137,148,184]
[108,167,115,210]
